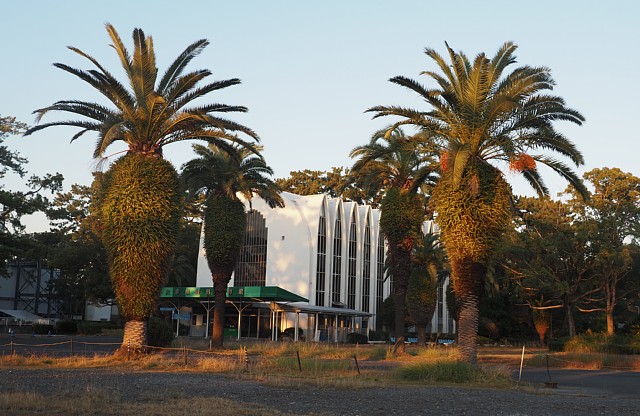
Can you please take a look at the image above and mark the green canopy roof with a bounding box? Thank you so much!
[160,286,307,303]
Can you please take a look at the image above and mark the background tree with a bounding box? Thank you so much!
[367,42,586,364]
[505,196,597,337]
[1,115,63,276]
[350,128,437,353]
[276,167,380,206]
[25,24,257,351]
[565,168,640,334]
[182,143,283,347]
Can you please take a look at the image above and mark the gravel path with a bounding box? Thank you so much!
[2,368,639,415]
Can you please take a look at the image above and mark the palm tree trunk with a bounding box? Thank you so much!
[211,274,228,348]
[416,325,427,346]
[391,247,412,354]
[121,320,147,352]
[451,259,485,365]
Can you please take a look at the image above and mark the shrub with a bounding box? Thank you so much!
[282,327,303,338]
[32,323,55,335]
[368,329,388,342]
[547,337,569,352]
[346,332,368,344]
[147,316,174,347]
[55,320,78,334]
[562,333,640,355]
[77,321,103,335]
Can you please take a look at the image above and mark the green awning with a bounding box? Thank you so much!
[160,286,307,303]
[226,286,307,302]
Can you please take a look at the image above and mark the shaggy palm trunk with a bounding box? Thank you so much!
[211,273,228,347]
[101,154,181,353]
[204,195,247,348]
[379,188,424,355]
[451,259,485,366]
[432,168,512,364]
[122,320,147,350]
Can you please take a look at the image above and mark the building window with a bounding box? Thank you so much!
[315,205,327,306]
[375,230,385,316]
[361,217,371,313]
[331,210,342,305]
[347,210,357,309]
[234,209,268,286]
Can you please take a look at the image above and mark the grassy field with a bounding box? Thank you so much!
[1,340,638,414]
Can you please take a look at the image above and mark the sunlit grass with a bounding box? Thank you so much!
[395,346,513,386]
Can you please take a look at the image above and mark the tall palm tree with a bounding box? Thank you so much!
[349,128,437,353]
[181,143,284,347]
[25,24,258,351]
[407,231,448,346]
[367,42,586,364]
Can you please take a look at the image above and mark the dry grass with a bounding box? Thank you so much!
[525,352,640,371]
[0,392,298,415]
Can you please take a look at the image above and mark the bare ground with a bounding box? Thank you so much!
[1,367,639,416]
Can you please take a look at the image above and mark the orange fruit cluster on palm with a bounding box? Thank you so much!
[509,153,537,173]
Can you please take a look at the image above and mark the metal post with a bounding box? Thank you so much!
[518,344,525,383]
[353,354,360,375]
[237,302,242,340]
[296,350,302,372]
[127,340,131,361]
[205,306,210,339]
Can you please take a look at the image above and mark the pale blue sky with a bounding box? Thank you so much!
[3,1,639,230]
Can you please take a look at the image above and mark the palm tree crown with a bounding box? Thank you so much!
[182,143,284,208]
[26,23,257,158]
[368,41,587,198]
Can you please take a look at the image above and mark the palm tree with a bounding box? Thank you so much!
[407,231,448,346]
[349,128,437,353]
[181,143,284,347]
[25,24,258,351]
[367,42,586,364]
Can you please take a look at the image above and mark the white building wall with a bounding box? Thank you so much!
[195,191,452,337]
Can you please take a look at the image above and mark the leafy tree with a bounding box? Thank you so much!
[565,168,640,334]
[45,179,112,312]
[407,232,447,345]
[350,128,437,353]
[367,42,586,364]
[276,167,379,206]
[25,24,257,351]
[505,196,597,337]
[181,144,283,347]
[1,115,63,276]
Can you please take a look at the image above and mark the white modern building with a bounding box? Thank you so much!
[195,192,455,341]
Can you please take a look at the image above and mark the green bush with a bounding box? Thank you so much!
[32,323,55,335]
[55,320,78,334]
[147,316,174,347]
[77,321,104,335]
[368,329,388,342]
[547,337,569,352]
[346,332,369,344]
[559,333,640,355]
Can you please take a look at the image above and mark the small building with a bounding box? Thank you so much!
[0,260,60,324]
